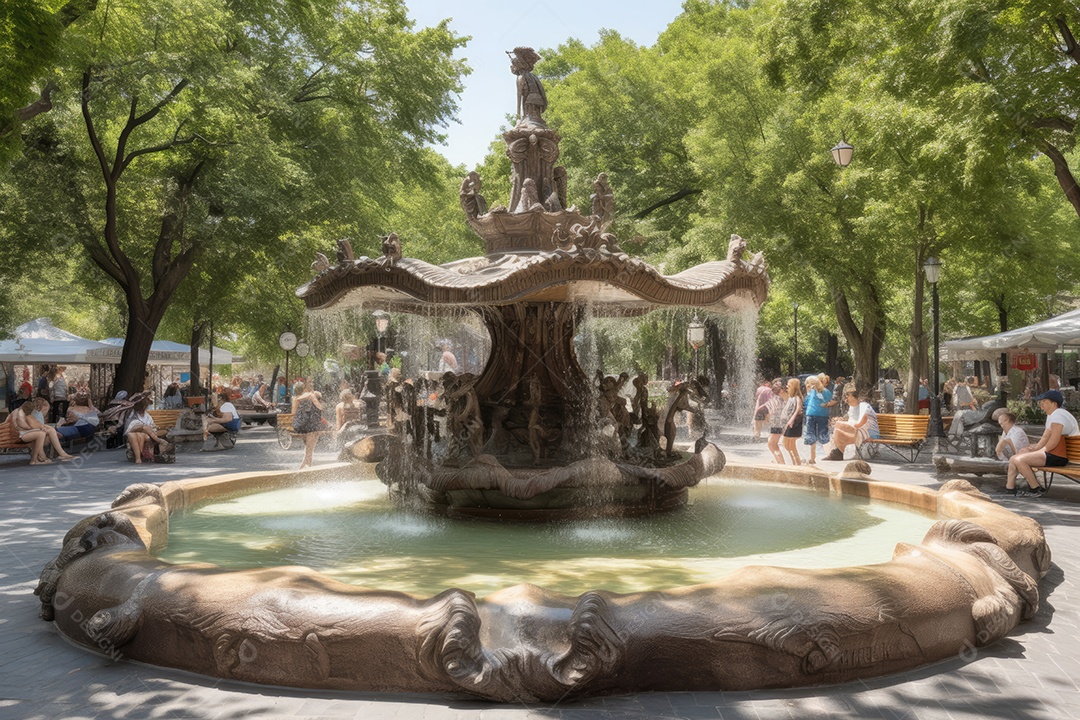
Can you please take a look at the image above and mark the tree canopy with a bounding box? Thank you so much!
[4,0,468,390]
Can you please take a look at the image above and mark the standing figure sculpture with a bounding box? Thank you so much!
[509,47,546,127]
[663,379,706,456]
[630,372,650,424]
[443,372,484,461]
[525,375,558,465]
[459,171,488,219]
[591,172,615,227]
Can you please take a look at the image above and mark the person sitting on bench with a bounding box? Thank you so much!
[827,386,880,460]
[125,397,170,463]
[206,392,241,439]
[1000,390,1080,497]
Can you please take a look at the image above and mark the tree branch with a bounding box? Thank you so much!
[1037,139,1080,220]
[1030,116,1076,133]
[633,188,702,219]
[81,70,113,183]
[152,160,205,286]
[14,82,56,122]
[81,238,129,291]
[1056,16,1080,64]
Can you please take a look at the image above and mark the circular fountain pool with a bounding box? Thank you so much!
[35,465,1050,700]
[158,478,938,596]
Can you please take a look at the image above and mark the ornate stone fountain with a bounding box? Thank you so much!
[299,47,768,519]
[34,47,1050,703]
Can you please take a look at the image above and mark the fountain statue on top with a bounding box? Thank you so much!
[299,46,770,519]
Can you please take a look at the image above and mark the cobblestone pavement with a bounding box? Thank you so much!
[1,425,1077,719]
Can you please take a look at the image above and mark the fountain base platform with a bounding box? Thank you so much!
[372,437,726,522]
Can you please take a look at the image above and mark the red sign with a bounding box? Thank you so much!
[1011,352,1038,371]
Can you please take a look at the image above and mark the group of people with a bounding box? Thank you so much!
[9,365,84,422]
[752,374,879,466]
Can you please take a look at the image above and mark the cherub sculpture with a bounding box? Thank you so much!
[336,237,355,264]
[459,171,488,219]
[590,172,615,227]
[727,233,747,263]
[381,232,401,267]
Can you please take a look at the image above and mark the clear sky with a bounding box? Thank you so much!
[406,0,686,168]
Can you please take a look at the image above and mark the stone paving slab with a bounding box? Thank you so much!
[1,425,1078,719]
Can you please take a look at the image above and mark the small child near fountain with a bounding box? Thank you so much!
[802,375,832,465]
[778,377,803,465]
[765,379,785,463]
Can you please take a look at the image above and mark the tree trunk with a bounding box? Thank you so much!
[831,284,886,395]
[112,299,157,395]
[825,333,839,377]
[905,255,927,414]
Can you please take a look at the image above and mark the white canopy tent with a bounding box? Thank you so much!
[88,338,233,366]
[942,309,1080,362]
[0,318,118,363]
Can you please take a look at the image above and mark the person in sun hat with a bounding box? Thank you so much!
[999,390,1080,497]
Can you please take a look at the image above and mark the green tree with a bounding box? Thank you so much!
[7,0,467,392]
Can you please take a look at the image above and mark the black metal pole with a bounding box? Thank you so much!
[208,320,214,392]
[793,305,799,375]
[928,281,946,439]
[284,350,290,406]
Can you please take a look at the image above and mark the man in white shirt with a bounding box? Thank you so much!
[1001,390,1079,497]
[994,411,1030,460]
[827,387,880,460]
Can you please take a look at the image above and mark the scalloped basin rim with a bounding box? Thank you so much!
[38,462,1051,701]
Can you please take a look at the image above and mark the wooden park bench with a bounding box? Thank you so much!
[148,409,182,432]
[0,418,31,455]
[1033,435,1080,491]
[857,413,931,463]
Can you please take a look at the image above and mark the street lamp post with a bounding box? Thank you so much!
[923,257,946,442]
[687,315,706,379]
[792,302,800,375]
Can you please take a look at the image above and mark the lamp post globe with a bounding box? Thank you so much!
[830,140,854,168]
[687,315,706,378]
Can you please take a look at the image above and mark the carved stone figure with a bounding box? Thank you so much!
[443,372,484,461]
[509,46,546,127]
[662,379,704,456]
[552,166,568,211]
[381,232,402,267]
[590,172,615,227]
[337,237,355,264]
[525,375,559,465]
[727,233,747,263]
[515,177,543,214]
[459,171,488,219]
[630,372,649,424]
[597,372,632,447]
[637,402,661,450]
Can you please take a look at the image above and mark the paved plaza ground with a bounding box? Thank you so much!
[1,423,1078,719]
